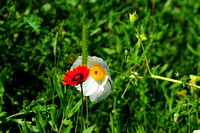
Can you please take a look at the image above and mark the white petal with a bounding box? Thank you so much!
[71,56,82,70]
[89,85,104,102]
[102,61,114,84]
[96,80,111,101]
[89,76,109,102]
[71,56,99,69]
[87,56,100,67]
[75,76,99,96]
[89,90,100,102]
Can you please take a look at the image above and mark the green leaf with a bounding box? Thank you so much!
[52,72,64,99]
[62,119,73,133]
[0,111,7,118]
[35,112,46,133]
[159,64,168,75]
[83,124,96,133]
[187,43,200,56]
[0,67,7,84]
[22,119,31,133]
[62,119,72,125]
[102,47,116,55]
[49,107,58,132]
[24,14,43,34]
[0,67,7,112]
[65,99,82,118]
[110,113,114,133]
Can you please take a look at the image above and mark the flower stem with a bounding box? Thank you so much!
[187,104,191,133]
[151,75,200,89]
[135,29,153,76]
[86,96,89,128]
[75,108,80,133]
[80,83,84,133]
[58,113,64,133]
[109,69,200,89]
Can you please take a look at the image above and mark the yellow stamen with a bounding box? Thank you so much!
[90,65,107,80]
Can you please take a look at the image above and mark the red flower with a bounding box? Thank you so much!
[62,65,90,86]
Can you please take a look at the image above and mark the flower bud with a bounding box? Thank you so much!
[174,113,179,122]
[128,11,137,24]
[124,48,130,56]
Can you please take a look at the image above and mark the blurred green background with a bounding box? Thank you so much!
[0,0,200,132]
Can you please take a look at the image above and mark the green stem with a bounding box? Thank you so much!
[121,79,133,99]
[109,69,141,80]
[195,96,199,127]
[6,111,33,119]
[187,104,191,133]
[151,75,200,89]
[110,69,200,89]
[75,108,80,133]
[58,113,64,133]
[135,29,153,75]
[86,96,89,128]
[142,87,147,130]
[140,41,152,75]
[80,83,84,133]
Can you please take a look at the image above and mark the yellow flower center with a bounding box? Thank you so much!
[90,65,107,80]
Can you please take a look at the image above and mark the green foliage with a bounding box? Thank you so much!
[0,68,7,112]
[1,0,200,132]
[83,124,96,133]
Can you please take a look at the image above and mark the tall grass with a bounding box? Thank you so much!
[0,0,200,132]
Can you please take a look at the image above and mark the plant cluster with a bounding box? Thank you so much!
[0,0,200,132]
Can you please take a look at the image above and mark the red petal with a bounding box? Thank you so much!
[62,65,90,86]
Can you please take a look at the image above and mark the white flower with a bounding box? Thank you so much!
[193,130,200,133]
[71,56,114,102]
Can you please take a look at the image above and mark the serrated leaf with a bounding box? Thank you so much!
[24,14,43,34]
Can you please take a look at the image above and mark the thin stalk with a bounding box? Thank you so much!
[80,83,84,133]
[192,87,196,99]
[195,95,199,127]
[151,75,200,89]
[110,69,200,90]
[121,79,133,99]
[86,96,89,128]
[109,69,141,80]
[75,108,80,133]
[58,113,64,133]
[6,111,33,119]
[139,41,152,75]
[142,86,147,131]
[187,104,191,133]
[135,29,153,75]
